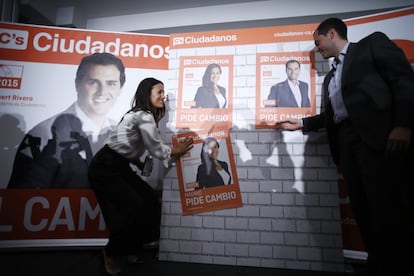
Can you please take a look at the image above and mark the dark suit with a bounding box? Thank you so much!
[7,104,115,189]
[303,32,414,273]
[193,85,227,108]
[267,80,310,107]
[196,160,231,189]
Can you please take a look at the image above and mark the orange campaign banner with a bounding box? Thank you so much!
[0,22,169,248]
[337,177,366,253]
[170,23,317,49]
[255,51,316,128]
[176,55,233,129]
[345,8,414,64]
[173,124,242,215]
[0,22,169,69]
[0,190,107,241]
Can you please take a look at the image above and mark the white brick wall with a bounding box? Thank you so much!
[159,34,345,273]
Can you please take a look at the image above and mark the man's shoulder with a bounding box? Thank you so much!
[271,81,287,88]
[359,31,390,43]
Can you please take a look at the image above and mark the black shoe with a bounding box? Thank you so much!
[102,250,121,274]
[127,254,144,264]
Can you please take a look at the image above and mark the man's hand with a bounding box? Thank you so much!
[275,119,303,131]
[386,127,412,152]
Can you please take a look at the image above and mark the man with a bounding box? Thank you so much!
[266,59,310,107]
[276,18,414,275]
[8,52,126,188]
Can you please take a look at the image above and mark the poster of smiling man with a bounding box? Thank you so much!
[256,51,316,128]
[0,22,169,247]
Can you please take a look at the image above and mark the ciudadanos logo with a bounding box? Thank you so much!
[173,34,237,46]
[0,28,29,50]
[173,37,185,46]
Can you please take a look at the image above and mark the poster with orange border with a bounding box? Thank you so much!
[256,51,316,128]
[169,23,318,132]
[173,124,242,215]
[0,22,169,247]
[176,55,233,130]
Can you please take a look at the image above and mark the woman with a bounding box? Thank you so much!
[193,63,227,108]
[88,78,193,274]
[196,137,231,189]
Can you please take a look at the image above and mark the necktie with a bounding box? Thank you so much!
[332,53,345,73]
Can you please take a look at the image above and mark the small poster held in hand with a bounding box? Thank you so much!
[173,124,242,215]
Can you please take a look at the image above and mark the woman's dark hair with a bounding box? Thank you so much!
[201,137,219,161]
[202,63,222,88]
[75,52,126,87]
[316,18,348,40]
[129,77,165,124]
[200,137,219,176]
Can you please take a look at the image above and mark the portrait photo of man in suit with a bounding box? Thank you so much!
[7,52,126,189]
[266,59,310,108]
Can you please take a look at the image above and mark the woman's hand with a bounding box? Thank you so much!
[172,137,193,157]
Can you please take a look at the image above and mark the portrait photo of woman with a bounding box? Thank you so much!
[196,137,231,189]
[193,63,227,108]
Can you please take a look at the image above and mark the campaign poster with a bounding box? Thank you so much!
[173,124,242,215]
[0,22,169,247]
[176,55,233,130]
[256,51,316,128]
[169,23,318,132]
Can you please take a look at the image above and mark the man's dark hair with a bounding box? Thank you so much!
[316,18,348,40]
[285,60,300,69]
[75,52,126,87]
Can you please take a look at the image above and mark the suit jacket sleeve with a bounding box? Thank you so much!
[193,87,204,108]
[303,113,326,132]
[300,81,311,107]
[267,85,278,104]
[196,165,204,188]
[267,86,274,100]
[369,32,414,128]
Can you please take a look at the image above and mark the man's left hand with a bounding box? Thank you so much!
[386,127,412,152]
